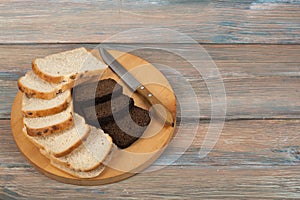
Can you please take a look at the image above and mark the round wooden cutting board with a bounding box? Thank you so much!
[10,50,176,185]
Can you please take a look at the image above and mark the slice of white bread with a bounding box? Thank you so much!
[32,47,107,84]
[18,71,73,100]
[24,102,74,136]
[43,126,113,172]
[25,114,90,157]
[46,144,115,178]
[50,160,105,179]
[22,90,72,118]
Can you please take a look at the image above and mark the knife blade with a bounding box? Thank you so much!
[99,47,174,127]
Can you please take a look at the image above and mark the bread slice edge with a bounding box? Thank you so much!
[22,91,72,118]
[50,160,105,179]
[23,125,91,157]
[24,104,75,137]
[17,75,74,100]
[41,131,113,172]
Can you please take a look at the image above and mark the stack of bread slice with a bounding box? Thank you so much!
[18,48,114,178]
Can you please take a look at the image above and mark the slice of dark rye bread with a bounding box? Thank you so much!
[74,78,151,148]
[82,94,134,126]
[99,106,151,149]
[73,78,123,106]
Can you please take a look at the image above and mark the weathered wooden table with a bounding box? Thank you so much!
[1,1,300,199]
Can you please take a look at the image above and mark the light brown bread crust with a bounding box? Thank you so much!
[54,128,90,157]
[24,120,91,157]
[17,78,54,99]
[43,133,113,172]
[27,127,90,158]
[17,48,112,176]
[32,60,80,84]
[24,132,46,150]
[49,147,115,178]
[50,160,105,179]
[32,60,65,84]
[22,95,72,118]
[54,158,103,172]
[17,78,74,100]
[25,115,74,137]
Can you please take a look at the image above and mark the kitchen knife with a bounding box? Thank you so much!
[99,47,174,127]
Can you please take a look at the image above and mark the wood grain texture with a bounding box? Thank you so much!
[0,44,299,119]
[0,0,299,44]
[1,0,300,197]
[2,119,300,198]
[10,50,177,185]
[4,119,300,168]
[2,167,300,199]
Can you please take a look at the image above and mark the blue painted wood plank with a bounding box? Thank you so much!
[0,0,299,43]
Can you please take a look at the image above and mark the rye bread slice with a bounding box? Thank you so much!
[83,94,134,126]
[100,106,151,149]
[73,78,123,106]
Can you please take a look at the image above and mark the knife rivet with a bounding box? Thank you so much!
[148,93,152,97]
[140,86,145,90]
